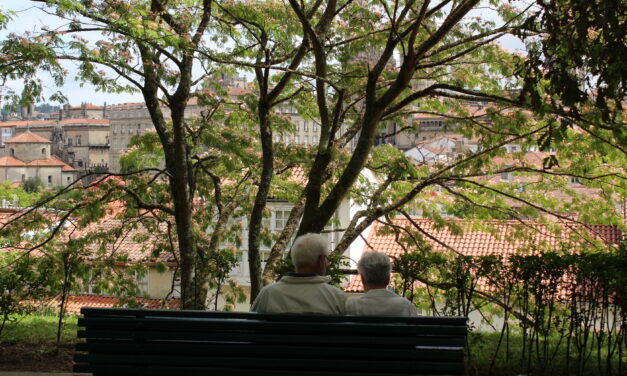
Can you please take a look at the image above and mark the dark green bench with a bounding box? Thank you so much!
[74,307,467,375]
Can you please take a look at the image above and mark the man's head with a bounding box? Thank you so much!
[357,251,391,291]
[291,233,330,275]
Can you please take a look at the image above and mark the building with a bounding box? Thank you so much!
[0,118,110,184]
[60,103,107,119]
[0,132,77,187]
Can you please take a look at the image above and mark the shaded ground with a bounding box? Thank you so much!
[0,343,73,372]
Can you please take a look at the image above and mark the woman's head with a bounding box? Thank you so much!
[357,251,391,289]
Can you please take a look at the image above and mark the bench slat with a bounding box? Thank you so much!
[77,316,467,335]
[76,342,464,361]
[77,328,466,347]
[74,363,462,376]
[74,353,463,373]
[79,307,466,325]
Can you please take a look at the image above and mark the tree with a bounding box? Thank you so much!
[1,0,624,307]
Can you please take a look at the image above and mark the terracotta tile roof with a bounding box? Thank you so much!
[50,156,77,172]
[229,87,250,96]
[68,217,178,264]
[346,275,366,293]
[27,158,66,167]
[0,120,55,127]
[282,166,308,185]
[492,151,552,168]
[346,218,623,293]
[49,294,180,314]
[70,104,103,110]
[59,118,109,125]
[0,155,27,167]
[5,132,52,143]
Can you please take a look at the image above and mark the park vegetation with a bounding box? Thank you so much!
[0,1,625,372]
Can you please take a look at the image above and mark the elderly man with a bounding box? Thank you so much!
[346,251,418,316]
[251,233,347,314]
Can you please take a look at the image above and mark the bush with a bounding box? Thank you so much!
[23,177,43,193]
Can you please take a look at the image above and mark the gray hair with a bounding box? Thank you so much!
[358,251,391,286]
[291,233,330,268]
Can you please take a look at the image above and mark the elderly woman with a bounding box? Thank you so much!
[346,251,418,316]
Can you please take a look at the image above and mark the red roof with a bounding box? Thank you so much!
[70,104,103,110]
[67,217,178,264]
[346,218,622,293]
[0,120,55,127]
[0,155,27,167]
[5,132,52,143]
[60,118,109,125]
[49,294,180,314]
[50,156,77,172]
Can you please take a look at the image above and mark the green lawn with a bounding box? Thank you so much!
[1,314,78,344]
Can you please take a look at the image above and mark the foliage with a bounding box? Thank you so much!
[391,241,627,376]
[0,0,624,308]
[22,178,43,194]
[0,181,41,207]
[0,253,55,338]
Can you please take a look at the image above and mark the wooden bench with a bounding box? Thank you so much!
[74,307,467,376]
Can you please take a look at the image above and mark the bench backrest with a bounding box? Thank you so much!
[74,307,467,376]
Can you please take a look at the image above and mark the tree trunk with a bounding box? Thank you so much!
[248,99,273,301]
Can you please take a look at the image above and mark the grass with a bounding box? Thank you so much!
[467,331,627,376]
[1,313,78,345]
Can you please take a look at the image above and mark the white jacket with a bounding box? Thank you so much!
[251,274,347,314]
[346,288,418,316]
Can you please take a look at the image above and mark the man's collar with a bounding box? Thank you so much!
[286,272,319,277]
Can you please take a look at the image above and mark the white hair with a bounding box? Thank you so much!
[358,251,391,286]
[291,233,329,268]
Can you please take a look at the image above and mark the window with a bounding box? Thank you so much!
[67,177,71,183]
[294,121,299,131]
[137,124,141,134]
[294,136,299,144]
[77,160,83,167]
[41,148,46,156]
[136,272,149,294]
[313,136,318,144]
[304,121,309,131]
[10,149,14,156]
[47,175,52,184]
[126,270,150,296]
[274,209,290,230]
[275,135,281,143]
[313,122,318,132]
[21,174,25,182]
[76,136,81,145]
[304,136,309,146]
[67,138,72,146]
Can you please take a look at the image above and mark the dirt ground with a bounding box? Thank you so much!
[0,343,74,372]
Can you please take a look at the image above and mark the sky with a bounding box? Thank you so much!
[1,0,144,106]
[1,0,527,108]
